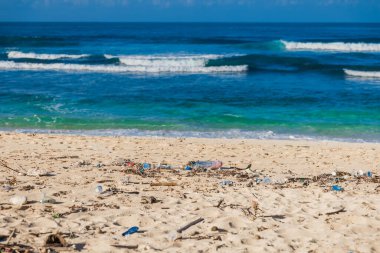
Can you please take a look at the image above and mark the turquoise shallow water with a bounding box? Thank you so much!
[1,23,380,141]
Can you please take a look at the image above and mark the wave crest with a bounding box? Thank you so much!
[106,54,222,68]
[344,69,380,78]
[0,61,247,73]
[281,40,380,52]
[8,51,88,60]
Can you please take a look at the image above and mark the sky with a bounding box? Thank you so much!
[0,0,379,22]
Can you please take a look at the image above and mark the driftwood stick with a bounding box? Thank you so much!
[0,160,22,174]
[6,228,16,245]
[215,199,224,208]
[177,218,204,233]
[326,207,346,216]
[150,182,177,187]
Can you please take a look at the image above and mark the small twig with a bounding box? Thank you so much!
[326,207,346,216]
[177,218,204,233]
[215,199,224,208]
[0,160,24,175]
[6,228,16,245]
[177,235,216,240]
[150,182,177,186]
[111,245,139,249]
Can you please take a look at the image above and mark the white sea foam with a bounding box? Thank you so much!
[7,51,88,60]
[0,61,247,73]
[105,54,222,68]
[281,40,380,52]
[344,69,380,78]
[3,128,371,143]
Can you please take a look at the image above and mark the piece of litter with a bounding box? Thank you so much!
[95,185,103,194]
[219,180,234,186]
[9,195,27,205]
[122,226,139,237]
[332,185,344,191]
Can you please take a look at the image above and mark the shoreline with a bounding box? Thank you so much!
[2,128,379,144]
[1,132,379,252]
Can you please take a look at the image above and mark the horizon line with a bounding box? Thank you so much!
[1,21,380,24]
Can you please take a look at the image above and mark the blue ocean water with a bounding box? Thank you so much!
[1,23,380,141]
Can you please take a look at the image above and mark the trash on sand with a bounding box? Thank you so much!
[122,226,139,237]
[141,196,160,204]
[125,159,136,167]
[366,171,373,177]
[78,160,91,167]
[332,185,344,191]
[121,176,130,185]
[9,195,27,205]
[27,168,51,177]
[355,170,364,177]
[96,163,105,168]
[263,177,272,184]
[114,158,128,166]
[2,185,12,192]
[256,177,272,184]
[157,162,171,170]
[143,163,151,170]
[40,193,56,204]
[95,185,103,194]
[219,180,234,186]
[185,165,192,171]
[44,233,67,247]
[188,161,222,170]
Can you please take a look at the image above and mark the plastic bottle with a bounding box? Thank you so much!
[40,193,56,204]
[95,185,103,194]
[219,180,234,186]
[263,177,272,184]
[192,160,222,169]
[158,163,171,169]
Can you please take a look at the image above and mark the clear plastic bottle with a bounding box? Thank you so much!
[192,160,222,169]
[95,185,103,194]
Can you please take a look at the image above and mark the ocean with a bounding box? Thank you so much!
[1,22,380,142]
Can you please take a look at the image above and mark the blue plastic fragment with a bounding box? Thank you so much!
[332,185,344,191]
[367,171,372,177]
[143,163,151,170]
[185,166,192,171]
[122,226,139,237]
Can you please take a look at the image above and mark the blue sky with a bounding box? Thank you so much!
[0,0,379,22]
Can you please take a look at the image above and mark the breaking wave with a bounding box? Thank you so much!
[344,69,380,78]
[281,40,380,52]
[106,54,222,68]
[8,51,88,60]
[0,61,247,73]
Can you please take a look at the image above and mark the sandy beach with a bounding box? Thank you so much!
[1,132,380,252]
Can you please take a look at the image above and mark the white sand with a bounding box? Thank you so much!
[0,133,379,252]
